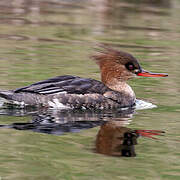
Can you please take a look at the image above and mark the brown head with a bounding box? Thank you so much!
[91,46,168,86]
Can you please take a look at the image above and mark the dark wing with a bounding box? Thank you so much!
[14,75,109,95]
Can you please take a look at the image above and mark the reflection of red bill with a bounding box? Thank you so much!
[137,69,168,77]
[135,130,165,139]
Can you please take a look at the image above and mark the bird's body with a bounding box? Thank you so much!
[0,75,135,109]
[0,46,167,109]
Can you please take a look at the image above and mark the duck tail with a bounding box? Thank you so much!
[0,90,13,100]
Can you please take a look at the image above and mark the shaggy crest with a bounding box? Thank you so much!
[91,44,140,68]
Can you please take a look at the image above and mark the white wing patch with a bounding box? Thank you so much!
[39,89,67,94]
[48,98,71,109]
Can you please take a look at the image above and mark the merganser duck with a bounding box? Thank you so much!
[0,46,167,109]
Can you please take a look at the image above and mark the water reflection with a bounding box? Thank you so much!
[0,0,171,30]
[0,98,156,135]
[0,0,172,61]
[96,121,164,157]
[0,107,134,135]
[0,107,164,157]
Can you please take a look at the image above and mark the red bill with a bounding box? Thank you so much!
[137,69,168,77]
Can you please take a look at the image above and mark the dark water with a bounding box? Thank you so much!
[0,0,180,179]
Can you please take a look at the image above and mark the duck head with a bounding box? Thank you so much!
[92,46,168,85]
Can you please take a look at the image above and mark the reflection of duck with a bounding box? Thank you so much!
[96,121,164,157]
[0,108,134,135]
[0,46,167,109]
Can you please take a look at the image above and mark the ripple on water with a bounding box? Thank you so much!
[135,99,157,110]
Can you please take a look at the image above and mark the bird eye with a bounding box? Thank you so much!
[125,63,135,71]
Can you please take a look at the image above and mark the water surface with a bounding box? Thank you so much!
[0,0,180,180]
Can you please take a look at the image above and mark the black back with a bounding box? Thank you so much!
[14,75,110,95]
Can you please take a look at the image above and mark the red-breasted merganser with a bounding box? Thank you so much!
[0,47,167,109]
